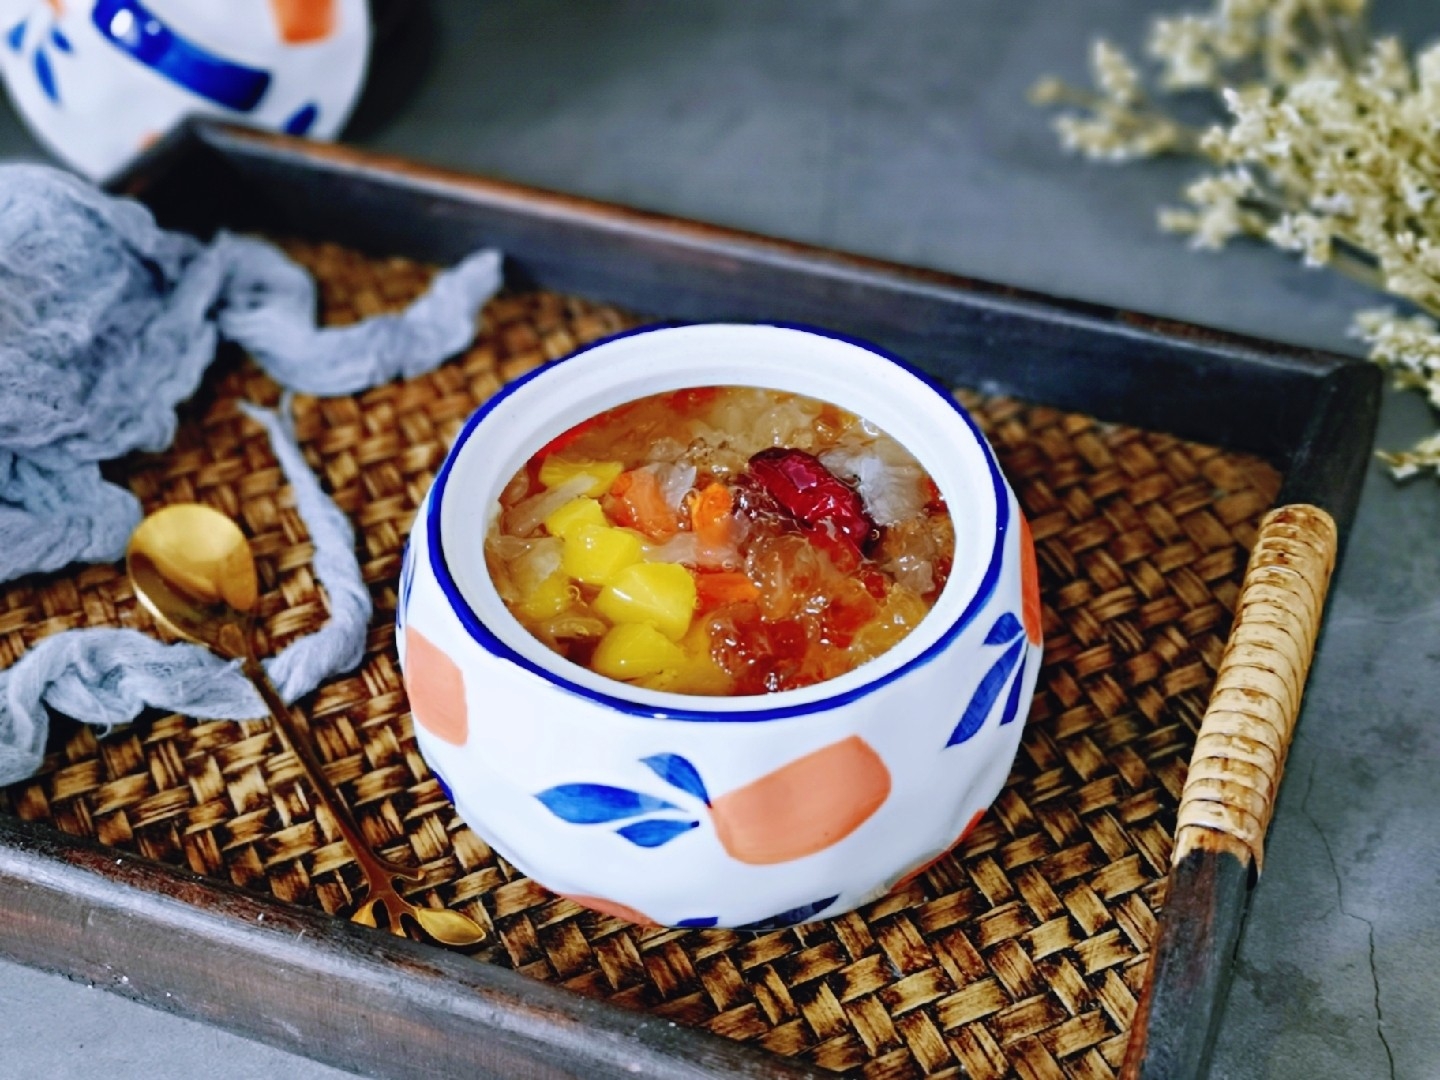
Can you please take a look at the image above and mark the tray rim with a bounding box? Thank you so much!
[0,120,1382,1080]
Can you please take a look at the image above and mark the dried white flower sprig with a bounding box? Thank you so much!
[1032,0,1440,478]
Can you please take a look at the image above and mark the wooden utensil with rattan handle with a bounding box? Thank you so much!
[1124,503,1339,1078]
[1173,504,1337,871]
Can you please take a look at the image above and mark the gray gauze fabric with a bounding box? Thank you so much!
[0,164,503,785]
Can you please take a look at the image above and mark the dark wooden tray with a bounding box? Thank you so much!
[0,121,1379,1080]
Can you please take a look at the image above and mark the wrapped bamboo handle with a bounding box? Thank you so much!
[1171,504,1338,872]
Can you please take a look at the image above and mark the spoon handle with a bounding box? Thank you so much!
[241,658,422,884]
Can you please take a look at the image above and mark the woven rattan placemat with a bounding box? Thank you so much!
[1,241,1281,1080]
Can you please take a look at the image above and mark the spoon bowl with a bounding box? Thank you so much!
[130,504,258,618]
[127,504,487,947]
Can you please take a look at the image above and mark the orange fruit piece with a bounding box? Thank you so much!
[608,468,680,540]
[710,735,891,865]
[694,570,760,612]
[688,482,733,549]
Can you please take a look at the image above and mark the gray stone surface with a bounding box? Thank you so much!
[0,0,1437,1076]
[0,962,361,1079]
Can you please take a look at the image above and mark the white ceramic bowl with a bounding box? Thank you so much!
[0,0,370,181]
[397,323,1042,929]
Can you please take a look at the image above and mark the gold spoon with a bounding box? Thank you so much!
[127,504,487,947]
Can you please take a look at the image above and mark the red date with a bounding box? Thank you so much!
[747,448,875,565]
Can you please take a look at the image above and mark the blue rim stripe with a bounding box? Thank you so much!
[427,321,1011,723]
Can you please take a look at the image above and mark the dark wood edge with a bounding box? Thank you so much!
[120,120,1366,464]
[1123,362,1380,1078]
[27,121,1386,1079]
[1275,359,1383,544]
[0,816,818,1080]
[1122,845,1252,1080]
[191,123,1348,375]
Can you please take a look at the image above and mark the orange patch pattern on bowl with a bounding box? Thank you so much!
[403,626,469,746]
[888,808,987,893]
[268,0,336,43]
[560,893,658,927]
[710,735,891,865]
[1019,512,1042,646]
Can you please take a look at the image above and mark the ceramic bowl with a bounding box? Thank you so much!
[0,0,370,180]
[397,323,1042,929]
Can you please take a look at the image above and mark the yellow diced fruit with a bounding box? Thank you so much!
[594,562,697,641]
[592,623,687,681]
[562,525,644,585]
[636,624,733,694]
[539,458,624,498]
[544,497,607,539]
[517,572,574,621]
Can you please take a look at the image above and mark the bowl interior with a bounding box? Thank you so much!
[431,323,1005,716]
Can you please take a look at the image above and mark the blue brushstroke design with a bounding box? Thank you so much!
[999,653,1027,727]
[6,20,26,52]
[396,537,415,630]
[947,637,1025,747]
[33,48,56,102]
[738,894,840,932]
[615,818,699,848]
[984,612,1022,645]
[283,102,318,136]
[675,916,719,929]
[92,0,271,111]
[50,27,71,53]
[535,784,678,824]
[640,753,709,804]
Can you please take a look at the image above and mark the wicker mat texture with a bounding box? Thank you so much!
[1,241,1282,1080]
